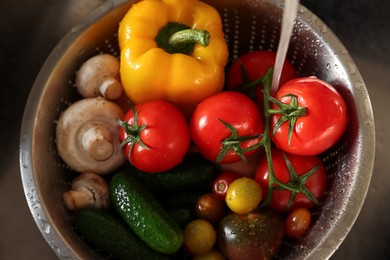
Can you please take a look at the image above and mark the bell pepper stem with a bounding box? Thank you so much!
[156,22,210,55]
[169,29,210,48]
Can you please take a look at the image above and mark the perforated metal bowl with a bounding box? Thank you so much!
[20,0,375,259]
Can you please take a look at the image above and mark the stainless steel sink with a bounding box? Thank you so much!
[1,0,389,259]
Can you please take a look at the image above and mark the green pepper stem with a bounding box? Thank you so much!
[169,29,210,48]
[155,22,210,55]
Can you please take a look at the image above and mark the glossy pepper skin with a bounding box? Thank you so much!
[118,0,228,117]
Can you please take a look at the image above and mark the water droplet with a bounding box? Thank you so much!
[41,219,51,234]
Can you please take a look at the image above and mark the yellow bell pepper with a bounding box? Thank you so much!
[118,0,228,117]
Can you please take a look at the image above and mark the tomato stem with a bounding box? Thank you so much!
[216,118,263,163]
[233,62,263,100]
[266,93,306,146]
[259,68,281,208]
[117,105,150,160]
[258,72,320,210]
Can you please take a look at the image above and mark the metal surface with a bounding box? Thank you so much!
[19,0,376,258]
[1,0,388,259]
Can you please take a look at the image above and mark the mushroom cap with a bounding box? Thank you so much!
[56,97,125,174]
[63,172,110,210]
[76,53,122,100]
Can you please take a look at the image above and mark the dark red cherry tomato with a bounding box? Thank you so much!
[285,207,312,238]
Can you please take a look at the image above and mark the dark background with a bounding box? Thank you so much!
[1,0,389,259]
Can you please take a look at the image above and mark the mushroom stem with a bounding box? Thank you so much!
[98,76,123,100]
[56,97,125,174]
[63,190,93,211]
[63,172,110,211]
[81,124,114,161]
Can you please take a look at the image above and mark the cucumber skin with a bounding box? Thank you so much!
[74,208,167,260]
[111,171,184,255]
[129,154,218,192]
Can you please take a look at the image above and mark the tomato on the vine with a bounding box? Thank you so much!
[269,76,348,156]
[255,148,327,213]
[190,91,264,164]
[227,50,297,107]
[212,171,241,201]
[118,100,190,172]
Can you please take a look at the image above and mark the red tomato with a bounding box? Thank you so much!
[270,76,348,155]
[211,171,241,200]
[255,148,327,213]
[285,207,312,238]
[118,100,190,172]
[220,149,263,177]
[190,91,264,164]
[227,50,297,107]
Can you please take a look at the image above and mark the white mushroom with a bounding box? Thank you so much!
[56,97,125,175]
[63,172,110,210]
[76,54,123,100]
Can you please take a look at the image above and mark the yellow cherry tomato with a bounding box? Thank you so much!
[192,249,226,260]
[225,177,262,214]
[183,219,216,255]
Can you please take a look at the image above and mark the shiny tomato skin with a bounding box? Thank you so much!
[184,219,216,255]
[255,148,327,213]
[195,193,226,224]
[225,177,262,214]
[227,50,297,108]
[211,171,241,200]
[271,76,348,155]
[285,207,312,238]
[190,91,264,164]
[218,210,285,260]
[119,100,190,173]
[228,50,297,89]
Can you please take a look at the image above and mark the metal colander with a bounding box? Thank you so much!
[20,0,375,259]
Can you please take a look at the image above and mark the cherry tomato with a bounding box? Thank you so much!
[227,50,297,108]
[190,91,264,164]
[183,219,216,255]
[195,193,226,224]
[225,177,262,214]
[192,249,225,260]
[255,148,327,213]
[270,76,348,155]
[211,171,241,200]
[285,207,312,238]
[118,100,190,172]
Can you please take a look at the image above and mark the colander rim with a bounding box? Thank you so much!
[19,0,375,259]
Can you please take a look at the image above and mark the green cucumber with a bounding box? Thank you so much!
[110,171,184,255]
[129,153,218,192]
[74,208,167,260]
